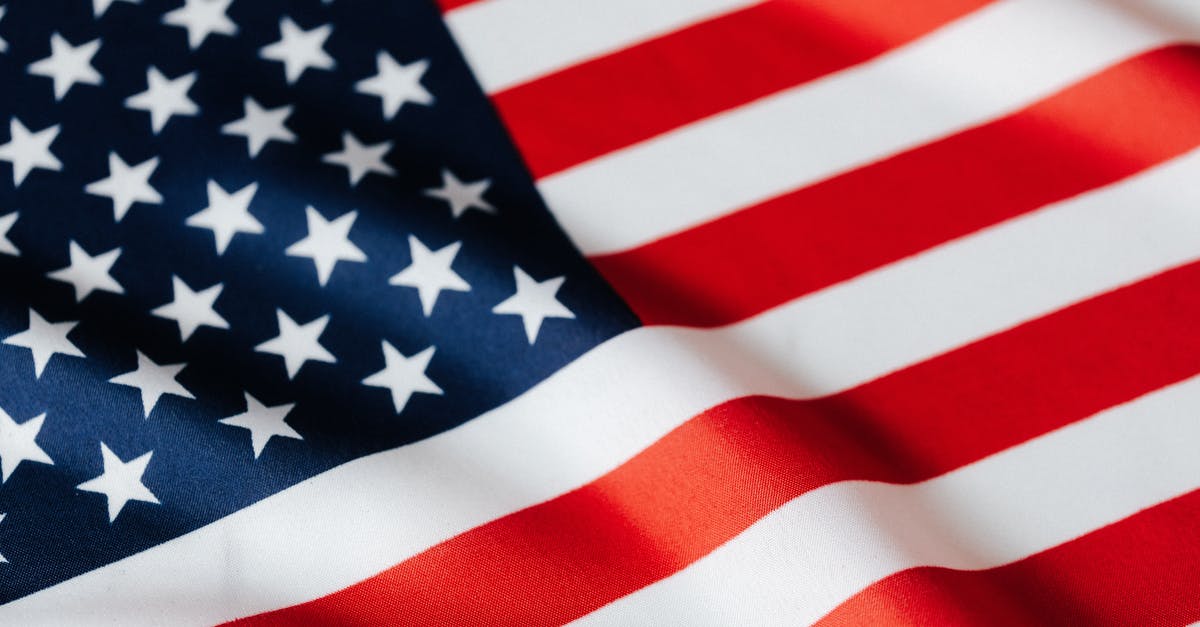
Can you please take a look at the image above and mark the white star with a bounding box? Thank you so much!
[259,17,334,84]
[0,7,7,54]
[0,118,62,187]
[163,0,237,50]
[219,393,302,459]
[0,409,53,483]
[46,241,124,302]
[355,53,433,120]
[93,0,141,18]
[151,275,228,342]
[0,212,18,256]
[84,152,162,222]
[27,33,102,100]
[492,266,575,344]
[362,342,441,413]
[389,236,469,317]
[285,206,366,286]
[221,97,295,158]
[125,67,199,134]
[76,442,159,522]
[2,309,85,379]
[255,310,336,379]
[425,169,494,219]
[109,350,194,418]
[322,132,394,186]
[186,180,263,254]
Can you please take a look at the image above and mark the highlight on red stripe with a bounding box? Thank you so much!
[591,44,1200,327]
[231,261,1200,627]
[815,489,1200,627]
[494,0,992,178]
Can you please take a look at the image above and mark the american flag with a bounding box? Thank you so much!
[0,0,1199,624]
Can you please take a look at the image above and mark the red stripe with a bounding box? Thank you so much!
[494,0,992,178]
[816,489,1200,627]
[231,261,1200,627]
[592,45,1200,327]
[437,0,481,13]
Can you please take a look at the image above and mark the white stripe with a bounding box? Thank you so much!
[444,0,761,93]
[5,149,1200,625]
[539,0,1200,256]
[573,374,1200,626]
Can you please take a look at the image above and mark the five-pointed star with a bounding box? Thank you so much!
[362,342,442,413]
[46,241,124,302]
[0,410,53,483]
[0,212,18,256]
[125,67,199,134]
[151,275,229,341]
[109,350,195,418]
[27,33,102,101]
[285,206,367,286]
[219,393,302,459]
[186,180,263,254]
[425,169,495,219]
[0,7,8,54]
[93,0,141,18]
[255,309,336,379]
[492,266,575,344]
[389,236,470,317]
[355,53,434,120]
[84,152,162,221]
[322,132,394,186]
[222,97,295,157]
[76,442,159,522]
[2,309,85,379]
[163,0,237,50]
[0,118,62,187]
[259,17,335,84]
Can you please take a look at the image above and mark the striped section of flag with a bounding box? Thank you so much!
[813,489,1200,626]
[484,0,995,178]
[578,372,1200,625]
[6,0,1200,624]
[516,0,1198,256]
[593,45,1200,326]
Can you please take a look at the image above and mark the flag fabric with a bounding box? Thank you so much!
[2,0,1200,625]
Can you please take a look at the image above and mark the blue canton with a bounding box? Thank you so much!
[0,0,638,602]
